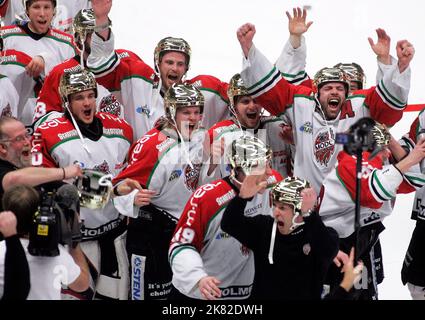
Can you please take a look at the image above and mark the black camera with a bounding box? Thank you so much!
[28,185,81,257]
[335,117,377,156]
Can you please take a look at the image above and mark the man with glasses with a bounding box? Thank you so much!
[0,116,82,209]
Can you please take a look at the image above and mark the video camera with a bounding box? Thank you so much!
[28,184,82,257]
[335,117,377,156]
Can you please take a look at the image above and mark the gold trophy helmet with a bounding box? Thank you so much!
[72,8,96,44]
[154,37,191,72]
[371,122,391,148]
[227,73,250,108]
[74,169,113,210]
[59,69,97,104]
[164,83,204,120]
[227,135,272,176]
[313,67,350,97]
[334,62,366,90]
[271,177,310,213]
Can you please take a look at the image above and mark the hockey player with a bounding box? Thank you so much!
[87,1,313,140]
[221,175,338,300]
[207,73,293,179]
[0,0,92,34]
[0,0,77,78]
[32,68,133,299]
[169,135,282,300]
[32,7,142,126]
[401,112,425,300]
[237,23,414,193]
[112,83,208,300]
[318,119,425,300]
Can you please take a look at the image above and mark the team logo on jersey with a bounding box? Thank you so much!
[184,163,202,191]
[136,104,152,118]
[99,94,121,117]
[303,243,311,255]
[93,160,110,174]
[1,104,12,117]
[313,128,335,168]
[299,121,313,134]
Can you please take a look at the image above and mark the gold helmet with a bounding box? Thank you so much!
[74,170,112,210]
[59,69,97,104]
[72,9,96,44]
[154,37,191,72]
[313,67,350,96]
[228,135,272,176]
[271,177,310,213]
[23,0,57,9]
[334,62,366,90]
[371,122,391,147]
[164,83,204,119]
[227,73,250,107]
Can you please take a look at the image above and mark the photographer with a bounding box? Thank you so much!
[0,211,30,300]
[0,116,83,209]
[0,184,89,299]
[318,119,425,299]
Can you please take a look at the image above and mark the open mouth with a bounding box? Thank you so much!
[83,109,92,117]
[22,150,30,157]
[168,74,179,82]
[277,221,284,227]
[328,98,340,107]
[246,111,258,119]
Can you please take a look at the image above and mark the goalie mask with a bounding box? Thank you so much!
[154,37,191,73]
[313,67,350,97]
[334,62,366,90]
[164,83,204,120]
[228,135,272,177]
[59,69,97,104]
[74,169,113,210]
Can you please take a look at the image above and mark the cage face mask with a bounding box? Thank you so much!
[74,169,112,209]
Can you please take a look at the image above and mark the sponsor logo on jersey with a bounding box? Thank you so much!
[215,231,231,240]
[156,137,174,153]
[192,80,202,87]
[131,254,145,300]
[100,94,121,117]
[58,129,78,140]
[103,128,124,136]
[314,128,335,168]
[50,30,73,42]
[169,169,182,182]
[244,203,263,217]
[63,65,82,73]
[184,163,202,192]
[213,123,239,136]
[362,211,381,226]
[117,51,130,59]
[220,285,252,298]
[1,27,22,36]
[93,160,110,174]
[216,189,236,206]
[0,54,17,63]
[81,218,122,238]
[299,121,313,134]
[136,104,152,118]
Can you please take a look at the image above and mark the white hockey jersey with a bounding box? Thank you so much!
[207,117,293,179]
[318,150,425,238]
[0,0,91,34]
[32,112,133,240]
[0,49,37,124]
[1,24,77,76]
[113,125,209,220]
[0,74,18,117]
[169,173,281,300]
[241,44,410,192]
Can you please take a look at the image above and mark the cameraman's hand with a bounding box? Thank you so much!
[0,211,17,238]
